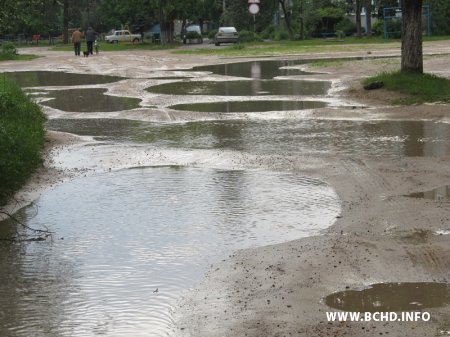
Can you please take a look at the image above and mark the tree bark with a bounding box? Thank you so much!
[299,0,304,40]
[63,0,69,44]
[365,0,372,35]
[355,0,362,37]
[279,0,293,39]
[400,0,423,73]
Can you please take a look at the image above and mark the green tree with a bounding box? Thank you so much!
[429,0,450,35]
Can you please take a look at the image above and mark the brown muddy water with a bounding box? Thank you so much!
[168,100,327,112]
[325,282,450,312]
[38,89,142,112]
[47,118,450,157]
[146,79,330,96]
[191,60,313,79]
[3,61,450,337]
[2,71,123,87]
[0,167,340,337]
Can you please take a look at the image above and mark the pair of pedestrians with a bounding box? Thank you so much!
[72,27,98,56]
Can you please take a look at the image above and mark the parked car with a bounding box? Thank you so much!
[183,25,203,44]
[105,30,141,43]
[214,27,239,46]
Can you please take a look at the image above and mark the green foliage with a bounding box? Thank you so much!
[429,0,450,35]
[0,77,46,205]
[208,29,218,39]
[372,20,384,36]
[274,29,290,41]
[238,30,259,42]
[221,0,253,30]
[0,43,18,60]
[231,43,245,50]
[186,31,201,39]
[363,71,450,104]
[3,0,449,45]
[260,25,277,39]
[335,17,356,36]
[259,26,290,41]
[384,19,402,39]
[335,30,345,39]
[311,6,345,36]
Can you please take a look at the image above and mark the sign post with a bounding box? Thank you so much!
[248,0,260,33]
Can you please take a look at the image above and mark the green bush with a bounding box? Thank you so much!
[185,31,201,39]
[373,19,402,38]
[274,30,289,41]
[238,30,257,42]
[208,29,218,39]
[372,20,384,36]
[260,25,276,39]
[0,42,18,60]
[335,17,356,36]
[0,77,46,205]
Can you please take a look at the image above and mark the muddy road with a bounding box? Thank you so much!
[0,41,449,337]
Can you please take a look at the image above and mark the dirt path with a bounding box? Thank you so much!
[1,41,450,336]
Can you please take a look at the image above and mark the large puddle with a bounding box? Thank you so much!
[39,89,142,112]
[47,119,450,157]
[407,185,450,202]
[2,71,123,87]
[0,166,340,336]
[146,79,330,96]
[192,60,313,79]
[168,100,327,113]
[325,282,450,312]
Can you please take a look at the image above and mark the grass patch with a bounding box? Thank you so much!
[0,42,39,62]
[175,35,450,57]
[0,76,46,205]
[308,59,345,67]
[175,38,400,57]
[363,71,450,104]
[0,54,40,62]
[51,42,176,52]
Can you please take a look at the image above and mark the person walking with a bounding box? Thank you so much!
[85,27,97,55]
[71,28,83,56]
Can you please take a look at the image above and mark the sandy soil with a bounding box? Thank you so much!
[1,41,450,336]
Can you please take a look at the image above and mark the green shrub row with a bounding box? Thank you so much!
[0,77,46,205]
[0,42,18,61]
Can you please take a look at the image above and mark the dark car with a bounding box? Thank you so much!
[214,27,239,46]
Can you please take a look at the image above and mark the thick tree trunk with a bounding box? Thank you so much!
[400,0,423,73]
[63,0,69,44]
[299,0,304,40]
[355,0,362,37]
[279,0,293,39]
[365,0,372,35]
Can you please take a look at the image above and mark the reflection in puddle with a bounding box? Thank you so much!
[2,71,123,87]
[46,118,142,140]
[46,119,450,157]
[146,80,330,96]
[169,100,327,112]
[147,76,193,80]
[192,60,313,79]
[39,89,141,112]
[0,167,340,336]
[325,282,450,312]
[407,185,450,202]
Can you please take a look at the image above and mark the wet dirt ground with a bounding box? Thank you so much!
[1,41,450,336]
